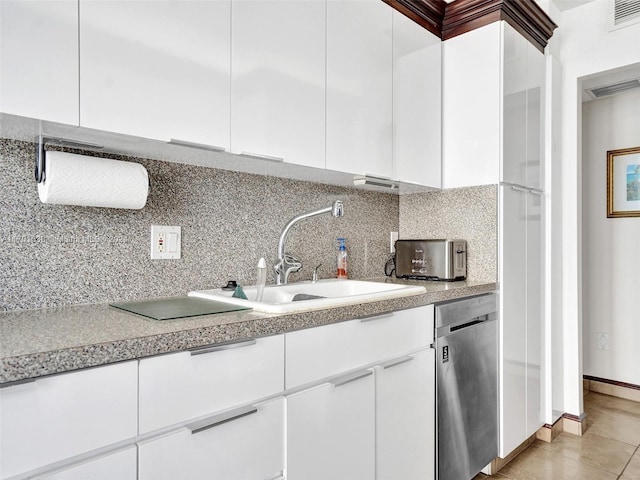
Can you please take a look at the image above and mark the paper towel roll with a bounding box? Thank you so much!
[38,151,149,209]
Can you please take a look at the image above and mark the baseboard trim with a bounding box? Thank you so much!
[536,416,563,443]
[486,433,537,474]
[584,375,640,403]
[562,412,587,436]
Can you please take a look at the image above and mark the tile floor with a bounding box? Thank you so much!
[475,391,640,480]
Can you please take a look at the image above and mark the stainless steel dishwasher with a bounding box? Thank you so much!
[435,293,498,480]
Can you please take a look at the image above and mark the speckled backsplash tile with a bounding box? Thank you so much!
[399,185,497,282]
[0,139,398,311]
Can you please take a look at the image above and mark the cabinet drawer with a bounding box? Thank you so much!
[139,398,284,480]
[0,362,138,479]
[139,334,284,434]
[285,305,433,388]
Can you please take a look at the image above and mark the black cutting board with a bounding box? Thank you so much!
[110,296,250,321]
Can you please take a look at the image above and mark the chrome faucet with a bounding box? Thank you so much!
[274,200,344,285]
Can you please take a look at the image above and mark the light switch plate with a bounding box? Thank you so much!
[150,225,181,259]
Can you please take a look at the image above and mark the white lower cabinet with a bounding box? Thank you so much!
[287,371,376,480]
[39,447,137,480]
[286,305,435,480]
[1,305,438,479]
[285,307,432,389]
[139,398,285,480]
[499,185,544,456]
[376,350,435,480]
[138,335,284,434]
[0,361,138,480]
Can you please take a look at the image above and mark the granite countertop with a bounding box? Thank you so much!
[0,278,497,385]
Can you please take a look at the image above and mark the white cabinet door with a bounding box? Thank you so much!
[288,371,375,480]
[80,0,230,149]
[0,362,138,479]
[0,1,78,124]
[442,22,501,188]
[139,398,284,480]
[376,350,435,480]
[526,191,544,437]
[501,23,528,187]
[498,185,527,457]
[41,447,137,480]
[525,43,545,190]
[139,335,284,434]
[326,0,393,178]
[231,0,325,168]
[286,306,433,388]
[392,10,441,188]
[502,24,545,189]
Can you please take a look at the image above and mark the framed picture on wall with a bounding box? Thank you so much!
[607,146,640,218]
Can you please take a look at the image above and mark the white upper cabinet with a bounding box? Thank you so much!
[525,43,545,190]
[0,1,79,125]
[501,25,545,189]
[501,24,528,188]
[392,10,442,188]
[79,0,231,150]
[442,21,544,189]
[231,0,326,169]
[442,22,501,188]
[326,0,393,179]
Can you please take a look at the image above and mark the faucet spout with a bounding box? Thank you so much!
[275,200,344,285]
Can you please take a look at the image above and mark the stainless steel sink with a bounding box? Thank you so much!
[188,279,426,314]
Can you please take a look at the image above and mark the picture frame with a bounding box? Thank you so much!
[607,146,640,218]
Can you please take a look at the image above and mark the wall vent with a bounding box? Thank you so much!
[588,79,640,99]
[611,0,640,29]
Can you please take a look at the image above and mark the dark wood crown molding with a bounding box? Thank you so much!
[383,0,447,38]
[442,0,557,52]
[385,0,557,53]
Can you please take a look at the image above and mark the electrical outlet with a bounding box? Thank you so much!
[390,231,399,253]
[597,332,609,350]
[151,225,181,259]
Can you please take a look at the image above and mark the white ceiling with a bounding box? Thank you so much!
[551,0,595,12]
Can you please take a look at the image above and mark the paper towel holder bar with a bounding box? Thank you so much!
[36,135,104,183]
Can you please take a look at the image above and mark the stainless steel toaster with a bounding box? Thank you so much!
[395,239,467,281]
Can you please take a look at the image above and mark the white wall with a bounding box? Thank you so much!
[582,89,640,385]
[549,0,640,417]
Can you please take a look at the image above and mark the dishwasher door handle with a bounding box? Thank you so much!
[450,319,486,332]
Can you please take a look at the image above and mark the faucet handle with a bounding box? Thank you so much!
[285,254,302,271]
[312,264,322,283]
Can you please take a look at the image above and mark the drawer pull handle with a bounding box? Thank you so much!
[168,138,226,152]
[359,312,394,323]
[379,356,414,370]
[239,151,284,163]
[186,405,258,435]
[189,339,257,356]
[331,370,372,388]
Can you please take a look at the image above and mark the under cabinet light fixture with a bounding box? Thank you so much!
[353,175,399,189]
